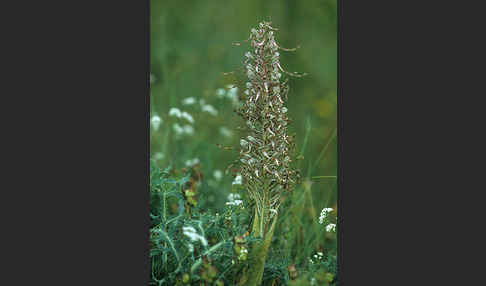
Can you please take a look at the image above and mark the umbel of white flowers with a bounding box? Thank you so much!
[319,208,334,224]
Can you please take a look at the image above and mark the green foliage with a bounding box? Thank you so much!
[150,161,250,285]
[150,161,337,285]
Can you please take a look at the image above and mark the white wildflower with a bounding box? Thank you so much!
[226,199,243,206]
[151,115,162,131]
[232,174,242,185]
[216,88,226,98]
[181,111,194,123]
[173,123,183,135]
[169,107,182,118]
[216,85,239,106]
[185,158,200,167]
[226,193,243,206]
[227,85,238,99]
[282,107,288,113]
[188,243,194,253]
[202,104,218,116]
[182,97,196,105]
[182,226,208,246]
[326,223,336,232]
[219,127,233,137]
[183,125,194,135]
[319,208,334,224]
[213,170,223,181]
[227,193,241,201]
[153,152,164,160]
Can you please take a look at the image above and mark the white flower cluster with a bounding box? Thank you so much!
[168,107,195,137]
[319,208,334,224]
[319,207,337,233]
[309,251,324,265]
[232,174,242,185]
[226,193,243,206]
[153,152,164,161]
[151,114,162,131]
[219,126,233,138]
[173,123,194,136]
[216,85,239,107]
[326,223,336,232]
[169,108,194,123]
[182,97,196,105]
[196,98,218,116]
[213,170,223,181]
[185,158,200,167]
[216,88,225,97]
[201,104,218,116]
[168,94,222,138]
[182,94,220,116]
[182,226,208,247]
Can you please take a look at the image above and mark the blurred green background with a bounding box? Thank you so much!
[150,0,337,212]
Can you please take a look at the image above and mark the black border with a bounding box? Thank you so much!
[6,0,151,284]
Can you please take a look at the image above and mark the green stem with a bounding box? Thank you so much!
[311,128,337,173]
[244,212,278,286]
[190,241,226,275]
[311,176,337,179]
[162,189,168,272]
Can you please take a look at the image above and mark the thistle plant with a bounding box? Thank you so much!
[233,20,305,286]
